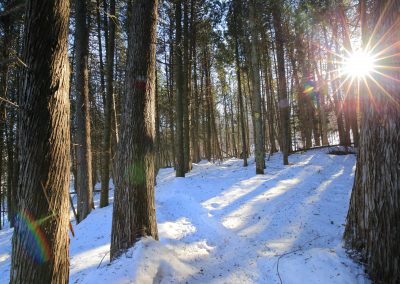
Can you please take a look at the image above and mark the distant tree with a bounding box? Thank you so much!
[0,0,13,230]
[271,1,290,165]
[344,0,400,282]
[231,0,248,167]
[183,0,192,172]
[110,0,159,260]
[74,0,93,222]
[100,0,116,208]
[10,0,71,282]
[249,0,264,174]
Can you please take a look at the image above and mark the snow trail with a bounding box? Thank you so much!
[0,150,369,284]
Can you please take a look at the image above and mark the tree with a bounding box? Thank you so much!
[231,0,248,167]
[272,1,290,165]
[344,0,400,282]
[110,0,159,260]
[183,0,191,172]
[175,0,185,177]
[0,0,12,230]
[100,0,116,207]
[248,0,264,174]
[10,0,71,282]
[74,0,93,222]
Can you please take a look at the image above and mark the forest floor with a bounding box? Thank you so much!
[0,149,370,283]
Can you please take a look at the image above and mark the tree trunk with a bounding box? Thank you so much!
[344,1,400,282]
[167,9,175,167]
[10,0,71,282]
[337,1,359,147]
[190,0,201,163]
[100,0,115,207]
[95,0,106,105]
[74,0,93,222]
[249,0,264,174]
[0,11,11,229]
[175,0,185,177]
[110,0,159,260]
[272,2,289,165]
[229,90,238,157]
[233,0,247,166]
[183,0,191,172]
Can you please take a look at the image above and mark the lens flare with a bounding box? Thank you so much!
[15,209,53,264]
[342,50,376,78]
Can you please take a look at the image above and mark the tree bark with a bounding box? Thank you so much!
[344,1,400,282]
[110,0,159,260]
[10,0,70,282]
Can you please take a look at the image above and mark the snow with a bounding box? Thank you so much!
[0,149,370,283]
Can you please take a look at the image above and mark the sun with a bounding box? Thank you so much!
[342,50,376,79]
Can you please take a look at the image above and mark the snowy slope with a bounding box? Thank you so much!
[0,149,370,284]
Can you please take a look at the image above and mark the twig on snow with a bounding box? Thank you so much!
[97,251,110,269]
[276,235,322,284]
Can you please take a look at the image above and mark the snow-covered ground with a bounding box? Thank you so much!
[0,149,370,283]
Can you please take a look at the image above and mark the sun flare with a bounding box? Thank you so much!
[342,50,376,79]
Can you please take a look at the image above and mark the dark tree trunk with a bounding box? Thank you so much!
[95,0,106,105]
[338,1,359,147]
[183,0,191,172]
[249,0,264,174]
[74,0,93,222]
[191,0,201,163]
[167,9,176,167]
[272,2,290,165]
[261,27,277,154]
[233,0,247,166]
[100,0,115,207]
[110,0,159,260]
[229,97,238,157]
[10,0,71,282]
[344,1,400,283]
[0,11,11,229]
[175,0,185,177]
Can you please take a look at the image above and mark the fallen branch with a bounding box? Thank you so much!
[276,235,322,284]
[97,251,110,269]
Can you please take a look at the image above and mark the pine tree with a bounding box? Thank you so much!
[175,0,185,177]
[110,0,159,260]
[74,0,93,222]
[10,0,71,282]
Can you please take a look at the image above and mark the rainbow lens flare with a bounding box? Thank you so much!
[15,209,53,264]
